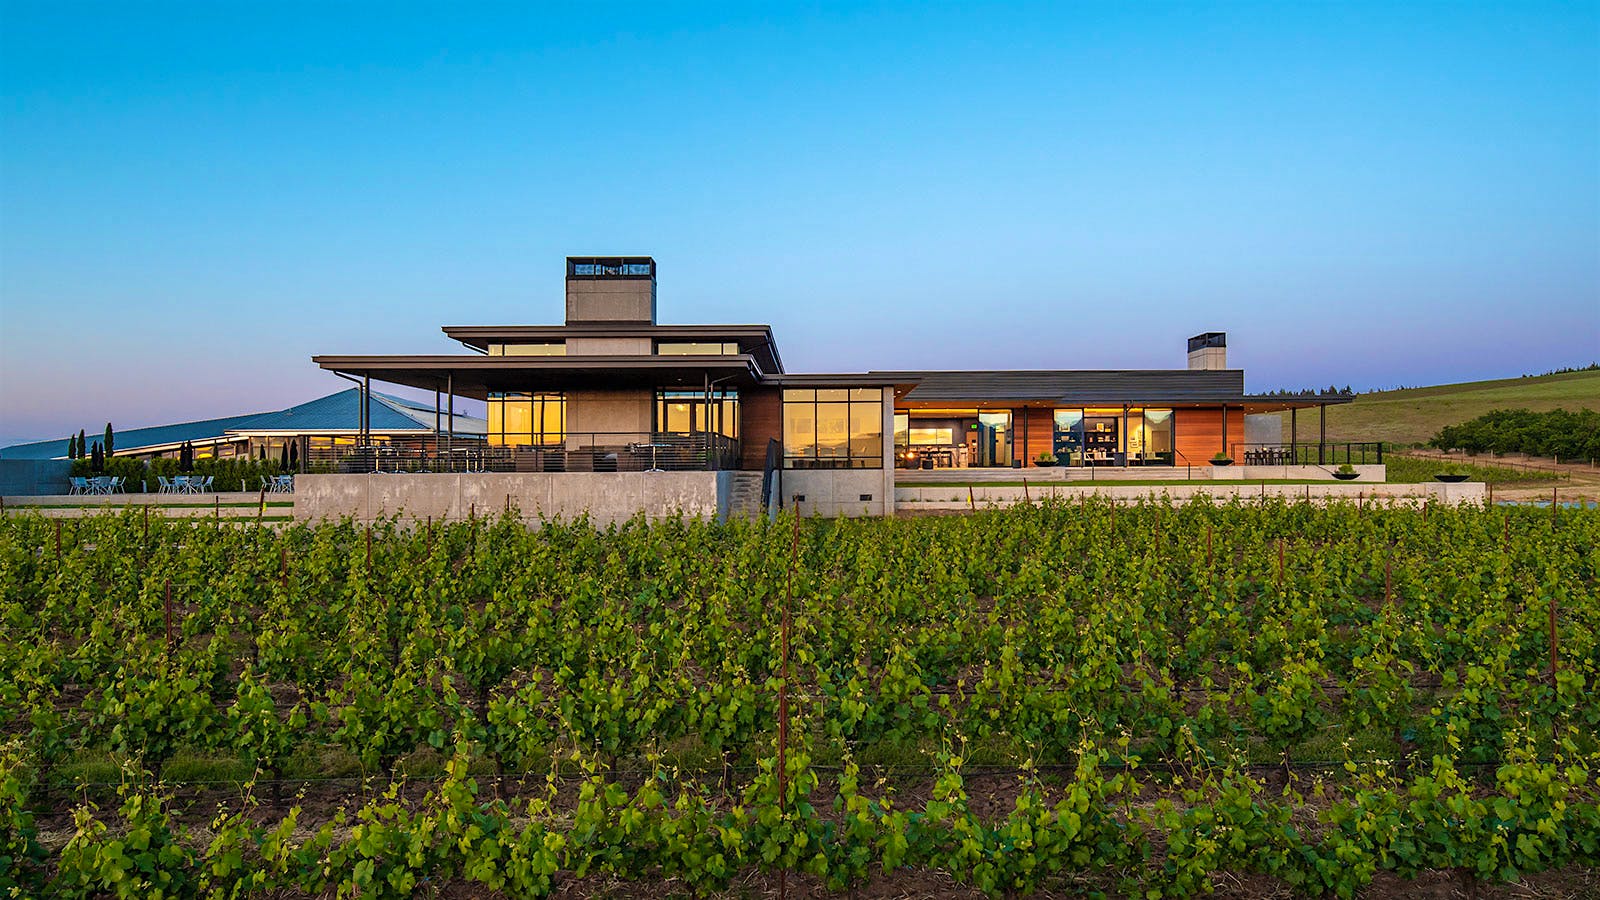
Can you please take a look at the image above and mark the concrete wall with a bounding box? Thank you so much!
[784,469,890,517]
[294,471,730,525]
[0,459,71,496]
[1187,347,1227,370]
[567,389,652,441]
[1218,464,1385,481]
[566,279,655,324]
[896,464,1386,483]
[896,480,1484,509]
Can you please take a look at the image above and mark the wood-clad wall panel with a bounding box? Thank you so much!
[740,388,782,470]
[1017,407,1056,467]
[1174,408,1244,465]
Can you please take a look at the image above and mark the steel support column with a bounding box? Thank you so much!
[446,373,454,459]
[1220,404,1228,459]
[361,373,370,444]
[1290,408,1297,464]
[1318,403,1326,465]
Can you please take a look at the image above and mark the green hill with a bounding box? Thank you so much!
[1276,370,1600,446]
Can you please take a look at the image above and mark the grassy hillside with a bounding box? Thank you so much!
[1275,370,1600,446]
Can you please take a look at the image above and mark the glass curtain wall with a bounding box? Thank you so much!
[487,392,566,447]
[657,342,740,355]
[654,390,739,438]
[783,388,883,468]
[1050,407,1174,465]
[487,343,565,356]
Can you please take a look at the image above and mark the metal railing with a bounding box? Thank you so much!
[308,432,740,474]
[1230,442,1384,467]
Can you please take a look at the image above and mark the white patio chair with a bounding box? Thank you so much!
[68,477,89,495]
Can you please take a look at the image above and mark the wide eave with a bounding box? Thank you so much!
[312,354,767,401]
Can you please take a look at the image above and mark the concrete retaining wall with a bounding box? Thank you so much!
[895,480,1484,509]
[293,472,732,524]
[784,469,893,517]
[0,459,71,496]
[898,464,1386,483]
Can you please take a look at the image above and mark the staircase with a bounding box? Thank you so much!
[724,472,766,521]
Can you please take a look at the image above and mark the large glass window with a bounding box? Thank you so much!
[1053,410,1084,463]
[783,387,883,468]
[657,341,740,355]
[1142,409,1173,465]
[977,411,1012,467]
[487,343,565,356]
[654,390,738,438]
[488,392,565,446]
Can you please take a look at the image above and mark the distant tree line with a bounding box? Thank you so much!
[1429,408,1600,461]
[1259,386,1356,397]
[1529,362,1599,377]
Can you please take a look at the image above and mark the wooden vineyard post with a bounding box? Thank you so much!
[164,578,174,655]
[279,546,289,589]
[1276,538,1285,589]
[776,511,802,900]
[365,526,372,571]
[1487,482,1493,506]
[54,520,61,561]
[967,485,975,512]
[1384,557,1392,608]
[258,486,267,522]
[1549,593,1561,747]
[1022,480,1030,504]
[1552,487,1558,524]
[1206,526,1213,571]
[1503,514,1510,549]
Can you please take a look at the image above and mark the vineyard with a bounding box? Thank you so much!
[1,500,1597,898]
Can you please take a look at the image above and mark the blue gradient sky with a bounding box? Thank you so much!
[2,1,1597,445]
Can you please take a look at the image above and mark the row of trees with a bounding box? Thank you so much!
[1257,385,1357,397]
[1429,407,1600,461]
[64,424,114,463]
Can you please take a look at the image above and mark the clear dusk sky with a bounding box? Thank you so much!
[1,1,1597,446]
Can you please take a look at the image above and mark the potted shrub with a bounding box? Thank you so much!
[1211,452,1233,467]
[1332,463,1360,480]
[1434,467,1470,483]
[1035,451,1057,467]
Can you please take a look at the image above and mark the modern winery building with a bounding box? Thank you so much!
[300,256,1357,518]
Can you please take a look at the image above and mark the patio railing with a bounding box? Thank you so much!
[1229,442,1384,466]
[309,432,741,474]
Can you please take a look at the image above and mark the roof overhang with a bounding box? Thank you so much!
[441,323,784,372]
[313,354,768,400]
